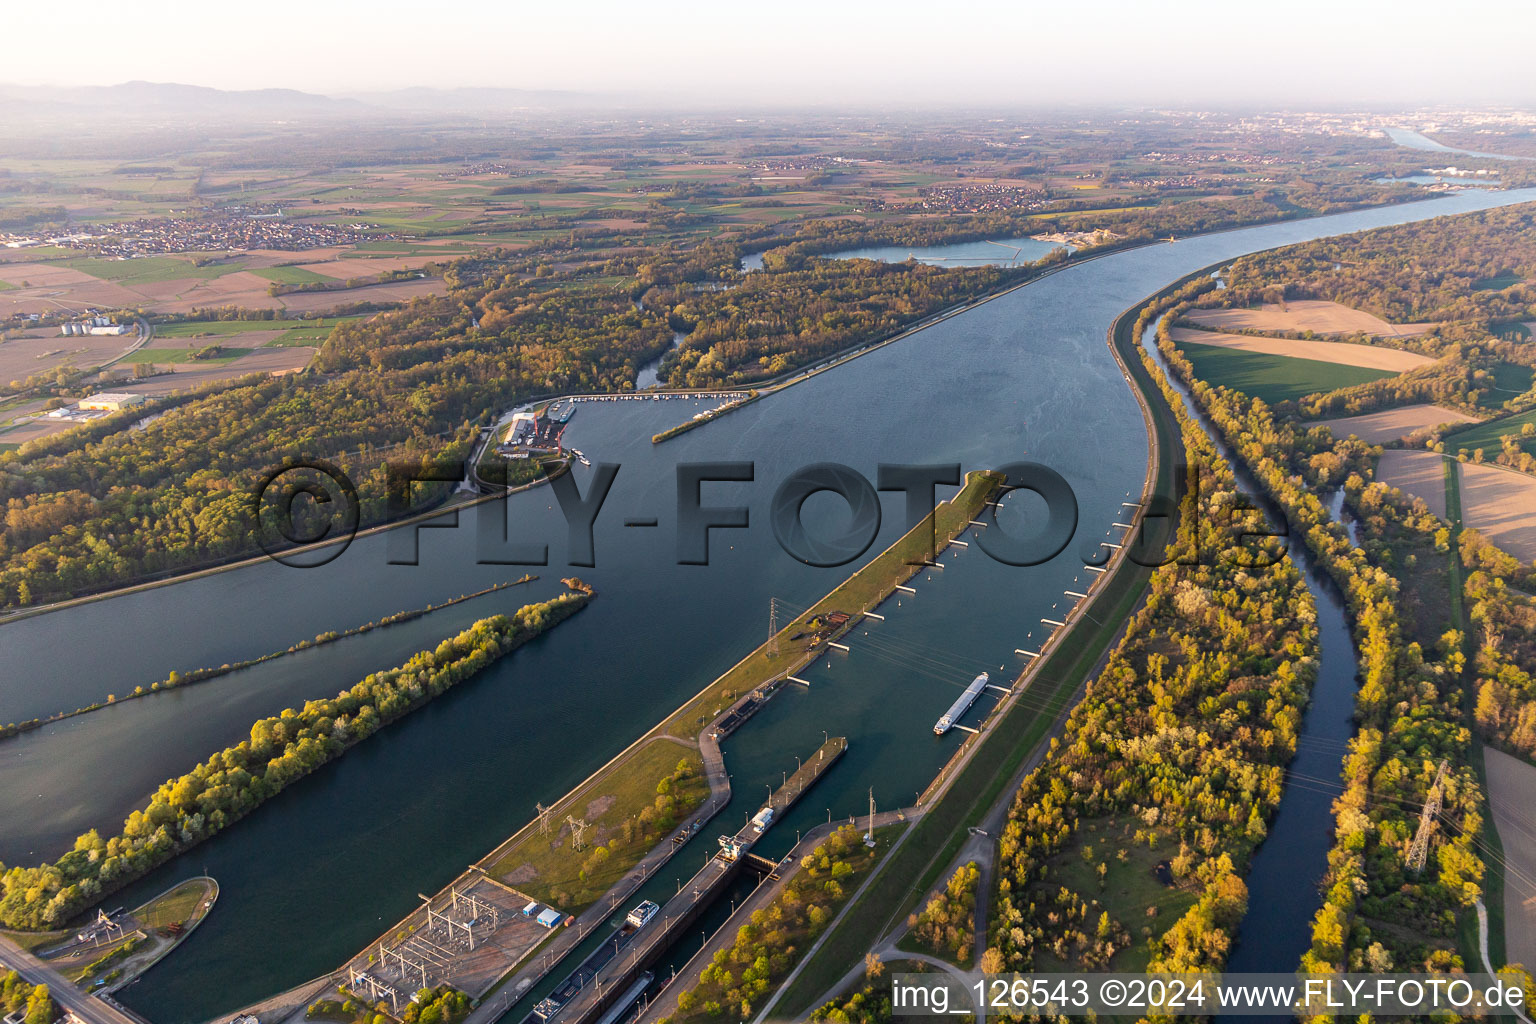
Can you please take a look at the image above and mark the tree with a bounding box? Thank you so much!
[24,984,54,1024]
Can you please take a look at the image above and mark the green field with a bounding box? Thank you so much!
[124,347,251,365]
[1176,340,1398,405]
[1042,818,1196,971]
[59,255,235,285]
[136,878,213,931]
[156,316,360,346]
[0,279,15,291]
[1482,361,1536,407]
[1474,272,1522,291]
[481,737,707,910]
[1444,407,1536,456]
[251,265,336,286]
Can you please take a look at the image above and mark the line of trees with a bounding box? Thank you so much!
[1466,547,1536,759]
[908,861,980,963]
[0,593,590,929]
[662,825,876,1024]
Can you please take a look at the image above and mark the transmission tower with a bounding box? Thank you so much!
[768,598,780,656]
[865,787,877,847]
[1407,760,1450,874]
[536,802,554,836]
[566,815,590,852]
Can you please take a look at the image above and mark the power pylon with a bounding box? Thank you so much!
[566,815,590,852]
[768,597,781,656]
[1407,760,1450,874]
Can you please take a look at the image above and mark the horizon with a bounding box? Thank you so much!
[6,0,1536,108]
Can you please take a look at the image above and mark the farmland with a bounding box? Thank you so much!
[1173,338,1399,404]
[1376,449,1451,518]
[1315,403,1479,443]
[1458,461,1536,561]
[1183,298,1439,337]
[1168,325,1435,371]
[1444,407,1536,456]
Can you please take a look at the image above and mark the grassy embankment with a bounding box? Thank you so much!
[662,469,1004,741]
[481,738,709,911]
[72,877,217,989]
[775,286,1182,1015]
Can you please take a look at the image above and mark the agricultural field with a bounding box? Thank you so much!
[155,315,363,346]
[250,265,337,286]
[125,346,316,394]
[1444,407,1536,457]
[1314,403,1479,443]
[1173,338,1399,405]
[1458,461,1536,561]
[1483,361,1536,408]
[0,248,445,317]
[0,326,141,384]
[1183,299,1439,337]
[1483,747,1536,972]
[1169,326,1434,371]
[1375,449,1450,518]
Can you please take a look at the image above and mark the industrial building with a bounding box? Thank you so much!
[79,392,145,412]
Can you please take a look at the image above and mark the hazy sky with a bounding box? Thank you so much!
[9,0,1536,106]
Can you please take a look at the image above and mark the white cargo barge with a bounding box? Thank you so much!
[934,672,989,735]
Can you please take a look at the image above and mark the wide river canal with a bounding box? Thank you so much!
[3,187,1534,1022]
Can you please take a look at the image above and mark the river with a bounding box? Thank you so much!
[4,188,1535,1023]
[1386,127,1536,163]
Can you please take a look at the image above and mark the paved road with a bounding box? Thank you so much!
[0,933,147,1024]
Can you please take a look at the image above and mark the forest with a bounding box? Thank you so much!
[0,591,590,929]
[987,283,1319,978]
[1153,273,1486,975]
[1220,206,1536,325]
